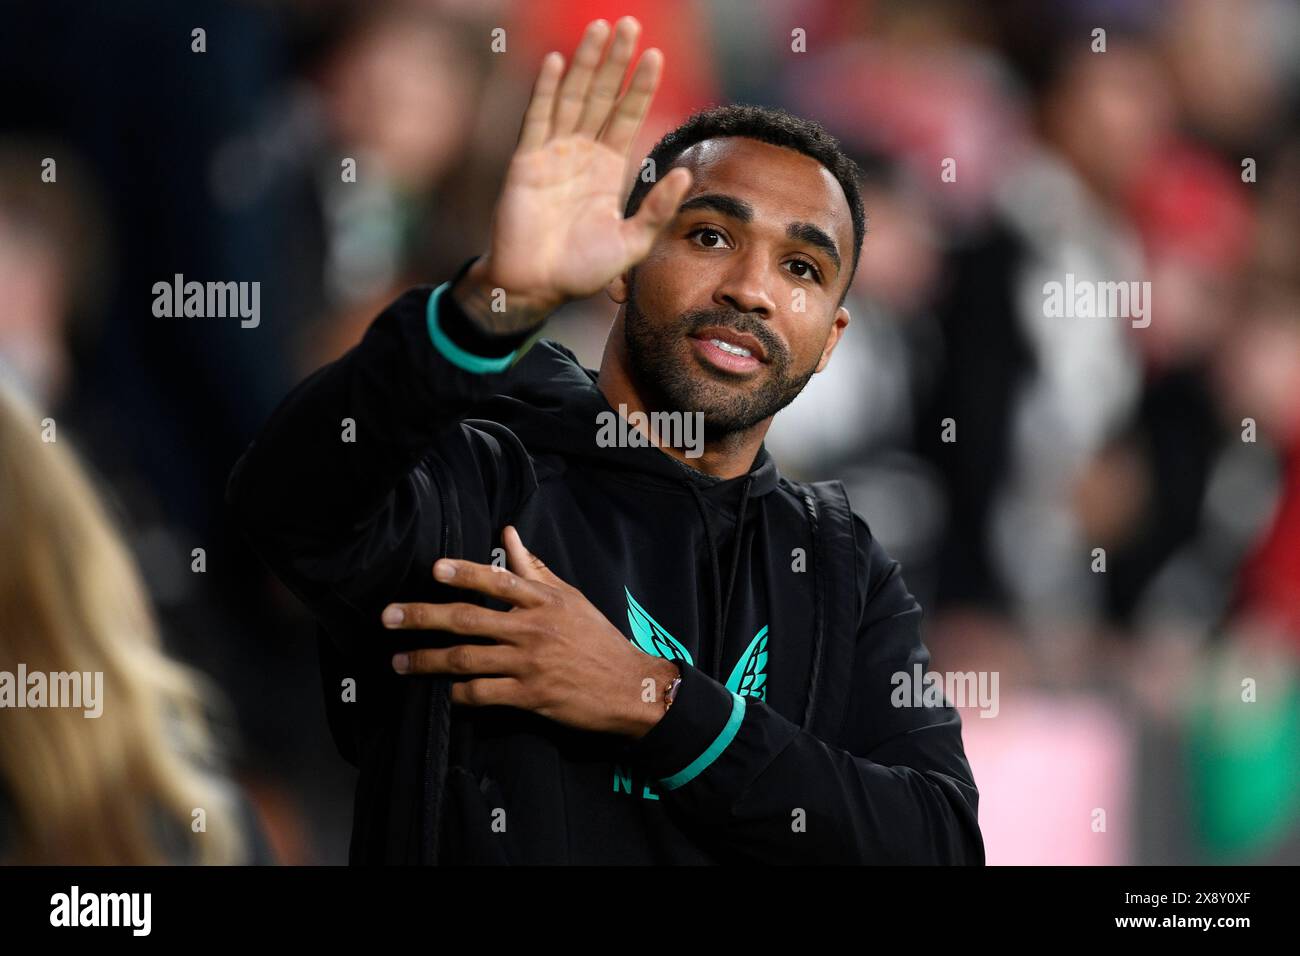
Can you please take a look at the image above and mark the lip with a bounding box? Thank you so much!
[688,326,769,364]
[689,335,764,375]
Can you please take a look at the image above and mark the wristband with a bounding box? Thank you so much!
[426,280,519,374]
[663,666,683,712]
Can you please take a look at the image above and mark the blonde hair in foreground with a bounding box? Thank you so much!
[0,381,244,864]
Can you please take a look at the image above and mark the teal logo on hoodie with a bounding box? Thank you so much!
[624,587,768,700]
[613,588,768,802]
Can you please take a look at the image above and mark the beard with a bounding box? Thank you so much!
[622,271,819,440]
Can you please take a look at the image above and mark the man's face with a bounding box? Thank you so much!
[614,137,854,438]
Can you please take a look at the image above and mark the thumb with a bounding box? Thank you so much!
[503,525,562,585]
[621,166,692,256]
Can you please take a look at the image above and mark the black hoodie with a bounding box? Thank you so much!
[227,277,985,865]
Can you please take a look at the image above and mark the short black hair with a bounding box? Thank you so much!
[624,104,866,304]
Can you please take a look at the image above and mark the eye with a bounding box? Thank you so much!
[785,258,823,283]
[687,227,730,249]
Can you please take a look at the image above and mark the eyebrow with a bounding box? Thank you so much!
[677,192,842,276]
[787,222,841,275]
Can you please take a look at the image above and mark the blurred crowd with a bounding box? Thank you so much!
[1,0,1297,864]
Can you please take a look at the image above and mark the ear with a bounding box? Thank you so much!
[814,306,850,374]
[606,270,631,305]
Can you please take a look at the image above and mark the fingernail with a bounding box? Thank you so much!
[382,605,405,626]
[434,560,456,581]
[392,653,409,673]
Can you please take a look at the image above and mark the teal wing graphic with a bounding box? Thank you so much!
[725,626,768,700]
[625,587,693,665]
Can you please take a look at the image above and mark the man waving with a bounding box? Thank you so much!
[229,16,984,865]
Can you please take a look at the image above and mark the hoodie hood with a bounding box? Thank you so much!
[475,338,788,688]
[477,338,781,497]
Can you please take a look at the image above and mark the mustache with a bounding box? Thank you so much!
[678,308,786,364]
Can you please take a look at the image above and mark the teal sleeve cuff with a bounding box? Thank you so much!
[624,661,747,790]
[426,281,519,374]
[659,692,747,791]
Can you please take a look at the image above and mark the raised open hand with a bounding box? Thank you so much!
[455,17,693,333]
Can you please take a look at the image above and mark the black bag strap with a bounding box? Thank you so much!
[791,479,861,742]
[312,457,459,864]
[419,454,461,865]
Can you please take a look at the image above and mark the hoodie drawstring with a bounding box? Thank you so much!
[717,476,753,677]
[683,475,754,681]
[683,477,827,732]
[684,483,722,676]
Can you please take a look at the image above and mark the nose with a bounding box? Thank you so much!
[712,249,776,317]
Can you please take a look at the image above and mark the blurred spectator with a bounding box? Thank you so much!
[0,380,265,864]
[0,144,107,408]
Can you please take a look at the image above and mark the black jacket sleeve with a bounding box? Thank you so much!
[622,522,985,864]
[226,273,537,655]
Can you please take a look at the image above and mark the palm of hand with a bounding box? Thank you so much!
[491,136,645,303]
